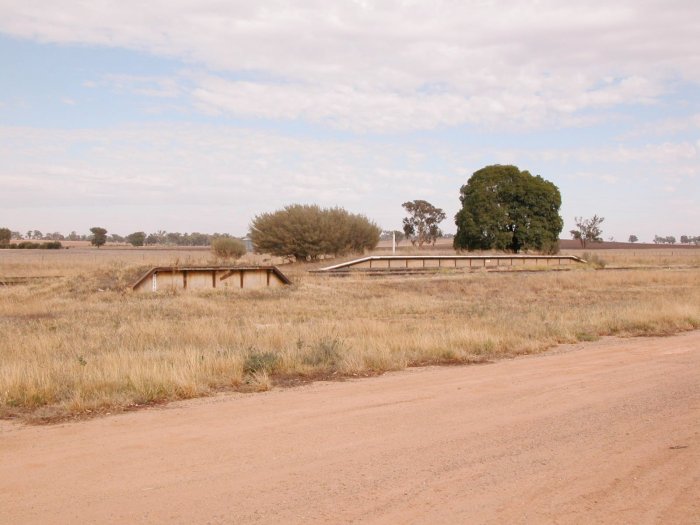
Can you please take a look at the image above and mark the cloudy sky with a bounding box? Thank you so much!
[1,0,699,241]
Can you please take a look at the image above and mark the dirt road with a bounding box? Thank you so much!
[2,332,699,524]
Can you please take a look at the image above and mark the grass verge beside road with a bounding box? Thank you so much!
[1,254,699,423]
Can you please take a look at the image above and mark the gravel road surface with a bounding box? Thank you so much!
[2,332,698,524]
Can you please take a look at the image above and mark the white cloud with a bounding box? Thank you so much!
[1,123,698,239]
[190,73,666,132]
[91,74,183,98]
[192,78,476,132]
[1,2,699,238]
[1,1,699,131]
[506,141,698,165]
[617,114,700,140]
[0,123,449,231]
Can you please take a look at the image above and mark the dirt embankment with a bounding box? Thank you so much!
[1,332,698,524]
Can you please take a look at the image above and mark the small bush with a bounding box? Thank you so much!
[576,331,599,342]
[303,338,343,370]
[244,350,279,375]
[582,252,606,269]
[211,237,246,259]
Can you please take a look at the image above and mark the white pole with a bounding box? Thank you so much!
[392,231,396,254]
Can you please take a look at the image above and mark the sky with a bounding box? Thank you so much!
[1,0,699,242]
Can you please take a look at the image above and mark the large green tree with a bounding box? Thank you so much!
[250,204,380,261]
[454,165,563,253]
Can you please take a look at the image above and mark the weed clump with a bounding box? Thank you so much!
[244,350,279,375]
[582,252,607,269]
[303,338,343,370]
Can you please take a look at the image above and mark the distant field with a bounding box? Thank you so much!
[1,245,699,422]
[376,238,700,268]
[0,246,289,278]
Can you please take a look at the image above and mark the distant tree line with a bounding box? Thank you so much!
[104,230,239,247]
[654,235,677,245]
[380,230,405,245]
[2,228,241,247]
[141,231,236,247]
[0,241,63,250]
[654,235,700,245]
[679,235,700,245]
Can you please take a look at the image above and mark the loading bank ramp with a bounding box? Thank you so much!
[311,255,586,275]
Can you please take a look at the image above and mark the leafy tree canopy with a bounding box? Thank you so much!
[454,165,563,253]
[89,227,108,248]
[250,204,380,261]
[0,227,10,244]
[402,200,446,247]
[126,231,146,247]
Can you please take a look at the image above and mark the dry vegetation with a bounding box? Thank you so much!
[1,247,699,423]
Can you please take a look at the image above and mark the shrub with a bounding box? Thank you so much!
[582,252,606,269]
[250,204,380,260]
[244,350,279,374]
[303,338,343,370]
[211,237,247,259]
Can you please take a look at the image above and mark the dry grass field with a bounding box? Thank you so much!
[1,246,699,422]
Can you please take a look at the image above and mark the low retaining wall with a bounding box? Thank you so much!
[131,266,291,292]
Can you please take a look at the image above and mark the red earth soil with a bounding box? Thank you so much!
[2,332,698,524]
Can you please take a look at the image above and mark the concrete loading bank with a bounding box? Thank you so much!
[312,255,587,275]
[132,266,291,293]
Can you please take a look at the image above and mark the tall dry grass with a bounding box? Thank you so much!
[1,249,699,422]
[0,247,287,278]
[560,248,700,268]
